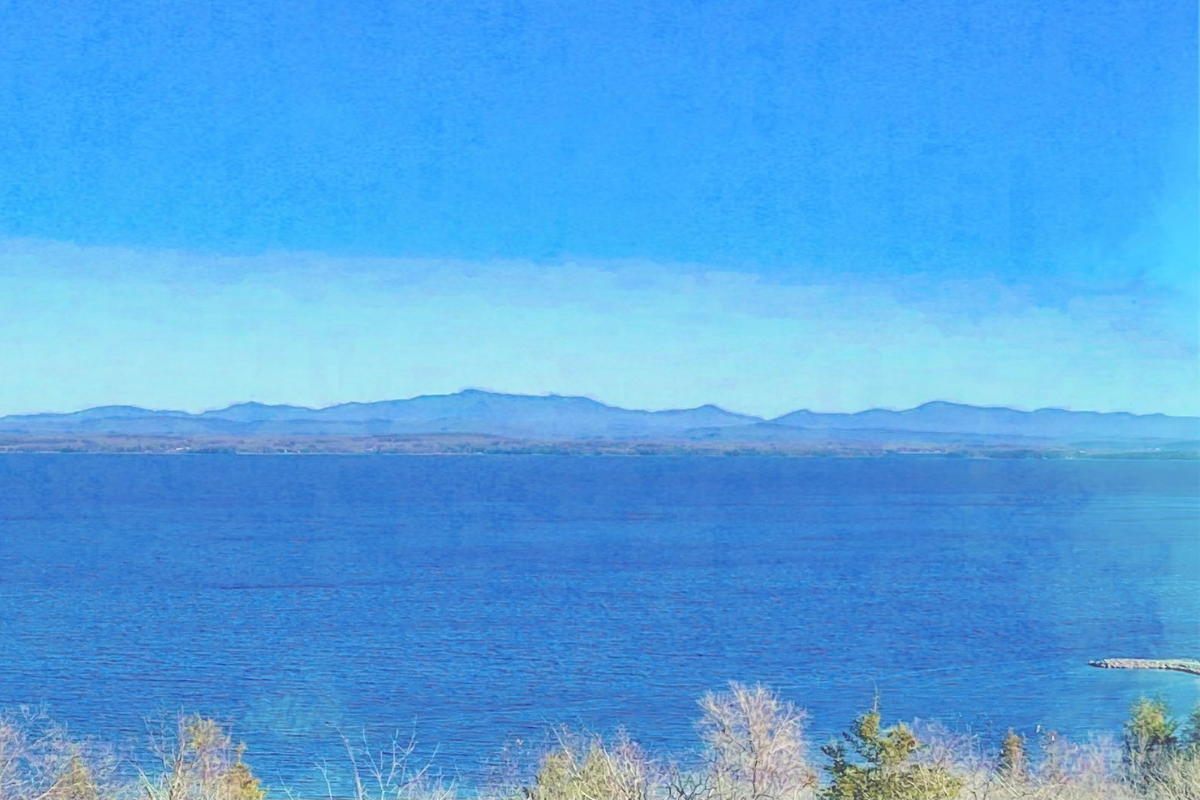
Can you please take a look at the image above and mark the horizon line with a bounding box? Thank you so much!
[3,389,1196,422]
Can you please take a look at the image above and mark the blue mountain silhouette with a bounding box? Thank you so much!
[1,391,1196,448]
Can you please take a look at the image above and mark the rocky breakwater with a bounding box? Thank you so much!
[1089,658,1200,676]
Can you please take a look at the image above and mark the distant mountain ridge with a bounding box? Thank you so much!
[1,390,1197,451]
[772,401,1197,442]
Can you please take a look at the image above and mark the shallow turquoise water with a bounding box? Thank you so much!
[0,455,1196,790]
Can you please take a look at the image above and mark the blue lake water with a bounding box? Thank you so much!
[0,454,1197,791]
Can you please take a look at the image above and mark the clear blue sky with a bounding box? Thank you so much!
[0,0,1196,416]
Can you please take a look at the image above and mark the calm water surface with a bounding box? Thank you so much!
[0,455,1197,789]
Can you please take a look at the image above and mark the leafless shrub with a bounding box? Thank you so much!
[911,726,1140,800]
[478,736,536,800]
[908,720,978,776]
[0,708,121,800]
[1148,753,1200,800]
[1031,731,1129,797]
[315,729,456,800]
[694,683,816,800]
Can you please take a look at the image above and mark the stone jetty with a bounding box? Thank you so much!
[1088,658,1200,676]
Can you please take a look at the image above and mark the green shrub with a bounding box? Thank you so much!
[1184,703,1200,755]
[819,704,962,800]
[1116,697,1200,800]
[1123,697,1179,790]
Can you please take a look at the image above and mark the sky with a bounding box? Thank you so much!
[0,0,1196,417]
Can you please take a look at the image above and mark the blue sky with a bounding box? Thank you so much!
[0,0,1196,416]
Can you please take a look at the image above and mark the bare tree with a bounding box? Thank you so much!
[316,728,455,800]
[0,708,117,800]
[695,683,816,800]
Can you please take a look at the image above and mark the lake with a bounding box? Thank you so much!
[0,454,1197,791]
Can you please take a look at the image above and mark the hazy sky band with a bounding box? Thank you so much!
[3,239,1195,417]
[0,1,1195,415]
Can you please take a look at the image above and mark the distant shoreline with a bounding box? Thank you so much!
[1,434,1196,459]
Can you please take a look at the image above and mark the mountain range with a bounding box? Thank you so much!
[1,390,1197,452]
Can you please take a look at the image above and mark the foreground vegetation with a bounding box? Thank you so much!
[3,685,1198,800]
